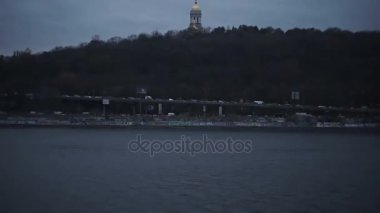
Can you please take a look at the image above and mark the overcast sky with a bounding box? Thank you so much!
[1,0,380,55]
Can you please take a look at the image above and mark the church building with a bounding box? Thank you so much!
[189,0,202,31]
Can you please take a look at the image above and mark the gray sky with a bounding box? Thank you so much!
[1,0,380,55]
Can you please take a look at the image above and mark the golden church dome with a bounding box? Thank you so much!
[191,0,201,11]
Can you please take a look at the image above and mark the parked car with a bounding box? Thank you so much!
[254,100,264,105]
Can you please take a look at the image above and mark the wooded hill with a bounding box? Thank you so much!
[1,26,379,107]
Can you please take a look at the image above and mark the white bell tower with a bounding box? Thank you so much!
[189,0,202,30]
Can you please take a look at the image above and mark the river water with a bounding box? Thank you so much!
[0,128,379,212]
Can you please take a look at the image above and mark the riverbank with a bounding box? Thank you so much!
[0,114,378,129]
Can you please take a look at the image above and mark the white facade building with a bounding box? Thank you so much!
[189,0,202,30]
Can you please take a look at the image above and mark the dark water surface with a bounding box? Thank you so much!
[0,128,379,213]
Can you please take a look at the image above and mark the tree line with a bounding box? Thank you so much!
[1,25,379,107]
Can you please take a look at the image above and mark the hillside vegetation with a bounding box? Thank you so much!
[1,26,380,107]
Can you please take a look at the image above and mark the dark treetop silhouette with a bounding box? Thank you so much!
[1,26,379,107]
